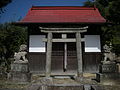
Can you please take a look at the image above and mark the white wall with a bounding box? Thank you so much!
[29,35,46,52]
[85,35,101,52]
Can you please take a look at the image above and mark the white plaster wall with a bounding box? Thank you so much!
[85,35,101,52]
[29,35,46,52]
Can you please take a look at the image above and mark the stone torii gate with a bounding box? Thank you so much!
[40,27,88,78]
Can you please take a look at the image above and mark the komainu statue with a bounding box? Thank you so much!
[103,44,115,64]
[14,44,28,63]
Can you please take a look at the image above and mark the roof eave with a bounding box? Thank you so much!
[13,21,106,26]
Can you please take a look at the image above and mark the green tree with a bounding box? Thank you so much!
[107,0,120,24]
[0,0,12,13]
[0,23,27,71]
[84,0,120,55]
[84,0,120,23]
[84,0,94,7]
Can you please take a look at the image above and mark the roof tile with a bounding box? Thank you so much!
[19,6,106,24]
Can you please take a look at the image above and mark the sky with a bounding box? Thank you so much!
[0,0,90,24]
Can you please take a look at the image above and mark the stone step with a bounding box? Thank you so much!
[26,84,84,90]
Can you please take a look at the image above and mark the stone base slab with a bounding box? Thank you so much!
[9,72,31,82]
[96,73,120,85]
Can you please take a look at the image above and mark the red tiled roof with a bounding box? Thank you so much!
[18,6,106,24]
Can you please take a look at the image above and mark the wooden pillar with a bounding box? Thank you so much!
[62,34,68,71]
[64,42,67,71]
[46,32,52,77]
[76,32,83,77]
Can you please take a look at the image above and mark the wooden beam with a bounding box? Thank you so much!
[42,38,85,42]
[46,32,52,77]
[41,30,87,33]
[76,32,83,77]
[40,26,88,30]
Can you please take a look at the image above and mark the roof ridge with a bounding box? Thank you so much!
[31,6,96,10]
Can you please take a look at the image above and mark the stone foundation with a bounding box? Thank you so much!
[10,72,31,82]
[96,73,120,85]
[8,62,31,83]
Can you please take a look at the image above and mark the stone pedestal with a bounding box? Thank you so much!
[99,63,117,73]
[9,62,31,83]
[96,62,120,85]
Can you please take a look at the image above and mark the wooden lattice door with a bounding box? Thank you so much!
[51,42,77,75]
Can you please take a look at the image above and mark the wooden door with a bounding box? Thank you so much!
[51,42,64,74]
[51,42,77,75]
[67,43,77,73]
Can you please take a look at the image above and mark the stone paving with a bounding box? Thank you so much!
[0,74,120,90]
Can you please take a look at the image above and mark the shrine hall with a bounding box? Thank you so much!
[16,6,106,77]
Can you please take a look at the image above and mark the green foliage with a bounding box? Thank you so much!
[84,0,94,7]
[107,0,120,24]
[112,44,120,56]
[84,0,120,23]
[0,0,12,8]
[84,0,120,55]
[0,0,12,13]
[0,23,27,71]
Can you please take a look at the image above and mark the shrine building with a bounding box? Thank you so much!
[16,6,106,77]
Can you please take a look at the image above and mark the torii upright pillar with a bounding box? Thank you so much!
[46,32,52,77]
[76,32,83,77]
